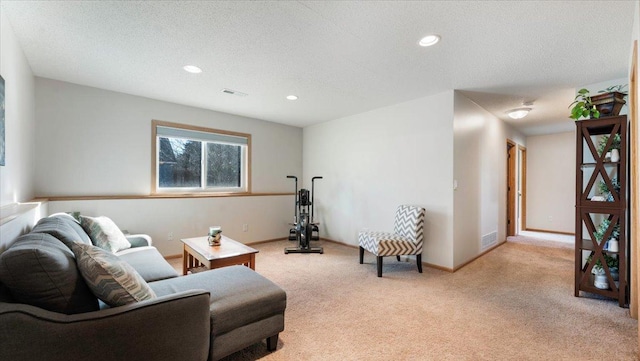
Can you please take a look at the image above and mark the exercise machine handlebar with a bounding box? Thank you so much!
[286,175,298,221]
[311,176,322,222]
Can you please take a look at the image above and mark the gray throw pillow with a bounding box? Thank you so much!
[80,215,131,253]
[0,233,99,314]
[71,243,156,307]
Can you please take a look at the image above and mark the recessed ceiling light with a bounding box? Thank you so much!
[508,108,532,119]
[286,95,298,100]
[183,65,202,74]
[418,34,441,47]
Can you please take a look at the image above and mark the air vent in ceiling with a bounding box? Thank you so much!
[221,88,248,97]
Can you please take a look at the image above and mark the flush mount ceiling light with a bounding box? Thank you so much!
[286,95,298,100]
[508,107,532,119]
[183,65,202,74]
[418,34,441,47]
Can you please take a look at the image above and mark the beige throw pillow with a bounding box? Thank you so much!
[80,215,131,253]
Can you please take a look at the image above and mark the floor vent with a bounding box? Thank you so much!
[481,231,497,250]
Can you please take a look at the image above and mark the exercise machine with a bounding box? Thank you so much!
[285,175,323,254]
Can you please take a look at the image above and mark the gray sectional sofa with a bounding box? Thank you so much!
[0,213,286,361]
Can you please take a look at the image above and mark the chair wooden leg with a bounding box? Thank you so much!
[377,256,383,277]
[359,246,364,264]
[396,255,401,262]
[417,254,423,273]
[267,334,279,351]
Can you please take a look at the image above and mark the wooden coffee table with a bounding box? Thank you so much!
[181,235,259,275]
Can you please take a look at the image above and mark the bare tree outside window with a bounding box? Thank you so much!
[159,137,202,188]
[207,143,241,187]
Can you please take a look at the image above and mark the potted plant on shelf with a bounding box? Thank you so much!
[569,85,628,120]
[597,176,620,202]
[591,84,627,117]
[586,254,619,289]
[569,88,600,120]
[596,133,621,161]
[594,218,620,245]
[588,254,619,271]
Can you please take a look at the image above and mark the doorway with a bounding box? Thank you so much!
[517,145,527,233]
[630,40,638,320]
[507,140,517,237]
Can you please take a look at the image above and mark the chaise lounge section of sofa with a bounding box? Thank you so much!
[0,213,286,361]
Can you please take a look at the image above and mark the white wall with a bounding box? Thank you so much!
[0,12,36,206]
[303,91,455,269]
[453,92,526,268]
[525,131,575,233]
[34,78,303,255]
[0,201,47,252]
[47,196,290,256]
[35,78,302,196]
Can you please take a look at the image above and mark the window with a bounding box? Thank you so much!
[152,120,250,194]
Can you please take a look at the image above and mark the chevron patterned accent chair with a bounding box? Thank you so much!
[358,205,425,277]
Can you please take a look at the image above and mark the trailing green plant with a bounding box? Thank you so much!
[569,88,600,120]
[594,218,620,243]
[597,176,620,197]
[586,253,619,270]
[597,133,621,155]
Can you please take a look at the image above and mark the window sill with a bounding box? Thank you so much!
[41,192,294,201]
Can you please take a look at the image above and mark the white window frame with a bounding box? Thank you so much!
[152,120,251,194]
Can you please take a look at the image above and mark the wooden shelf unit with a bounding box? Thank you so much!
[574,115,628,307]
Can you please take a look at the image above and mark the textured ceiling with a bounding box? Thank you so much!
[1,1,636,134]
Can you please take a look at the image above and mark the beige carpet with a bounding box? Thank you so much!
[172,237,638,360]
